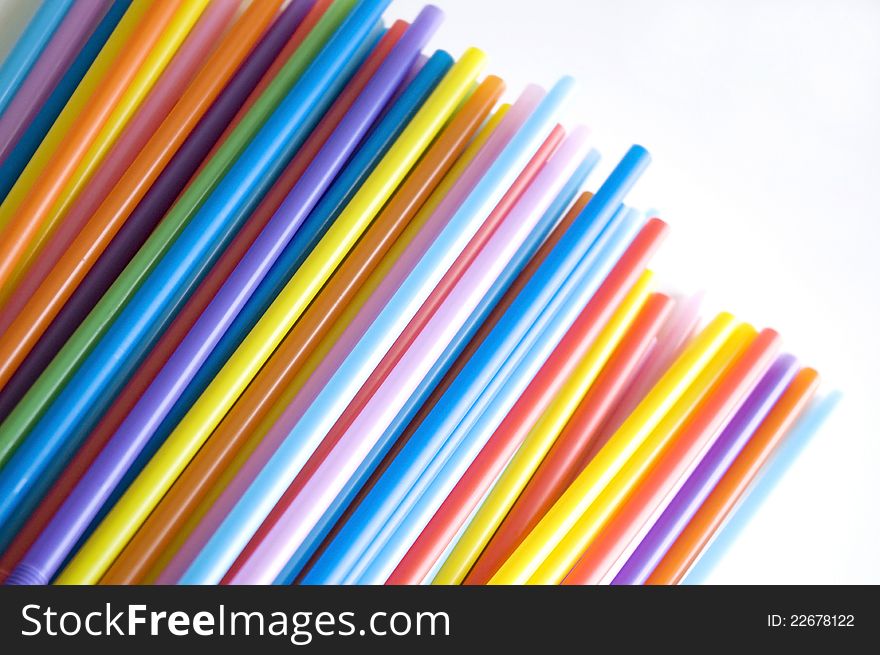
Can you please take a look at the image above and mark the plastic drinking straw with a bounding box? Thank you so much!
[0,1,131,204]
[612,354,799,585]
[154,92,504,586]
[0,0,353,463]
[153,85,535,586]
[376,197,599,585]
[99,80,502,587]
[367,270,652,586]
[457,295,671,585]
[225,124,579,585]
[0,1,383,539]
[12,28,383,560]
[0,1,109,164]
[517,323,756,584]
[0,0,238,331]
[425,225,670,586]
[0,1,210,292]
[596,291,705,451]
[0,1,147,214]
[0,0,74,118]
[57,48,483,586]
[645,367,821,585]
[2,3,226,302]
[7,10,437,589]
[0,7,318,570]
[683,390,840,585]
[282,160,595,586]
[563,328,781,585]
[487,313,738,584]
[306,147,648,585]
[0,24,369,560]
[166,72,559,586]
[0,1,269,383]
[140,104,512,587]
[146,48,451,459]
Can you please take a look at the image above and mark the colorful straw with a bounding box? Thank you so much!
[0,0,211,290]
[0,0,833,588]
[489,313,738,584]
[56,46,485,585]
[645,367,821,584]
[562,328,781,584]
[227,125,588,585]
[611,354,800,584]
[6,5,439,589]
[306,147,650,585]
[0,0,351,457]
[427,220,671,586]
[683,391,840,584]
[0,0,269,384]
[0,0,388,543]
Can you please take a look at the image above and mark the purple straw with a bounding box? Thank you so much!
[0,0,309,424]
[0,1,110,164]
[8,9,440,587]
[612,354,800,585]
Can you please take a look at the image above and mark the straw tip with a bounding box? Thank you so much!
[417,4,446,23]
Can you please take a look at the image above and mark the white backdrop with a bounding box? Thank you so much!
[0,0,877,583]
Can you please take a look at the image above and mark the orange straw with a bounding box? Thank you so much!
[0,0,188,291]
[99,77,504,585]
[645,367,820,584]
[0,0,281,391]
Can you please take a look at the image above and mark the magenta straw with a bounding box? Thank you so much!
[0,0,308,425]
[0,0,237,334]
[155,86,545,584]
[612,354,800,585]
[0,1,110,165]
[229,128,590,584]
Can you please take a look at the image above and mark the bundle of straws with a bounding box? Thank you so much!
[0,0,836,586]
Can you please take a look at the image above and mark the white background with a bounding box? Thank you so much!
[1,0,877,583]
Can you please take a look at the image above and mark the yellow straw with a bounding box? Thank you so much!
[434,271,654,584]
[56,50,486,584]
[489,312,738,584]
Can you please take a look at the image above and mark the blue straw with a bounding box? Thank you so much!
[0,0,129,201]
[683,391,841,584]
[282,151,600,584]
[0,0,392,528]
[353,208,642,584]
[0,0,74,118]
[305,145,651,584]
[178,78,575,585]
